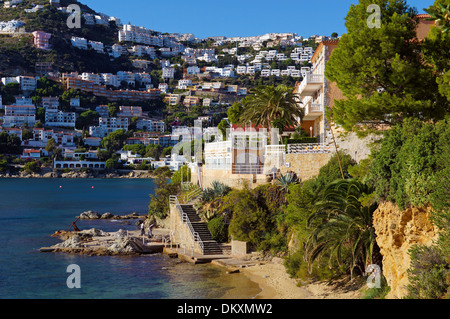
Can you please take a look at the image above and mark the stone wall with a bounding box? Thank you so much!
[169,203,203,255]
[200,167,269,190]
[280,152,332,181]
[231,240,249,257]
[372,202,439,299]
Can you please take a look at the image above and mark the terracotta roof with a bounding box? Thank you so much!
[417,14,431,18]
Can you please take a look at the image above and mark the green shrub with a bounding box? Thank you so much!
[208,216,228,243]
[287,137,318,144]
[406,244,449,299]
[24,161,41,173]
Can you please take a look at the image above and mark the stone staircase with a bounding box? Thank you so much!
[180,204,225,255]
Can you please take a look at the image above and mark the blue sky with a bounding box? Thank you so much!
[80,0,432,39]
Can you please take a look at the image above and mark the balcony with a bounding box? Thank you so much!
[303,102,323,120]
[297,73,324,96]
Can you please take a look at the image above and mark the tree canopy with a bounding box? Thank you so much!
[325,0,450,135]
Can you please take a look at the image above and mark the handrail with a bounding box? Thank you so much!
[169,195,204,254]
[179,186,203,204]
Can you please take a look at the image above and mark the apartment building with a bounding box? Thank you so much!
[176,79,192,90]
[65,77,160,102]
[81,72,101,85]
[41,97,59,110]
[88,40,105,54]
[162,67,175,79]
[95,106,110,118]
[158,83,169,94]
[2,76,37,91]
[71,37,88,50]
[101,73,120,87]
[89,117,129,138]
[111,44,127,58]
[136,119,165,132]
[117,106,143,118]
[183,96,201,108]
[44,110,76,128]
[163,94,181,106]
[135,73,152,85]
[32,31,51,50]
[0,127,22,140]
[186,66,200,75]
[14,96,33,106]
[31,128,75,147]
[117,71,135,86]
[3,105,36,127]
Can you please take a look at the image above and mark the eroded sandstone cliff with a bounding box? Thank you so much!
[372,202,439,299]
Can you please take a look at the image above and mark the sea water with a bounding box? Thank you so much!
[0,178,260,299]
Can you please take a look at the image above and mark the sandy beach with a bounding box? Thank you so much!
[213,258,364,299]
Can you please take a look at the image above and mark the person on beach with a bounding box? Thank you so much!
[148,224,154,239]
[140,222,145,236]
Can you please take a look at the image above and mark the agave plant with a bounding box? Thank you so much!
[201,181,232,202]
[276,172,299,192]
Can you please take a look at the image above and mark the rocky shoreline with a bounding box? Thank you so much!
[41,228,169,256]
[0,169,156,179]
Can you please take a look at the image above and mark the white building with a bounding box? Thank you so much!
[176,79,192,90]
[41,97,59,110]
[45,110,76,128]
[71,37,88,50]
[88,40,105,54]
[3,105,36,127]
[162,67,175,79]
[136,119,165,132]
[186,66,200,75]
[111,44,127,58]
[117,71,136,86]
[101,73,120,87]
[89,117,129,138]
[1,76,37,91]
[81,72,101,85]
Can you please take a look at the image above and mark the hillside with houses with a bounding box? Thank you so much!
[0,0,333,175]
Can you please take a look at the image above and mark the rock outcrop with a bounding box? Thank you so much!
[79,211,143,220]
[372,202,439,299]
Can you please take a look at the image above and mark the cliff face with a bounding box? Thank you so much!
[372,202,439,299]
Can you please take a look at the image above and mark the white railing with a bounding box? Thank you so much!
[309,103,323,112]
[265,144,286,155]
[287,143,331,154]
[298,73,324,95]
[179,186,203,204]
[232,164,264,174]
[169,195,204,255]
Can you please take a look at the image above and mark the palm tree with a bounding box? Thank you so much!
[304,179,380,279]
[240,85,304,132]
[425,2,450,33]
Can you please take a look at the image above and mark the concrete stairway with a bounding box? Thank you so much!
[180,205,224,255]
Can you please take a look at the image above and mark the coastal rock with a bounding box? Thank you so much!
[113,229,128,238]
[372,202,439,299]
[107,238,141,255]
[80,210,101,219]
[79,228,107,237]
[54,235,82,249]
[101,212,114,219]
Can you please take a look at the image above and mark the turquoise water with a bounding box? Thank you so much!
[0,178,259,299]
